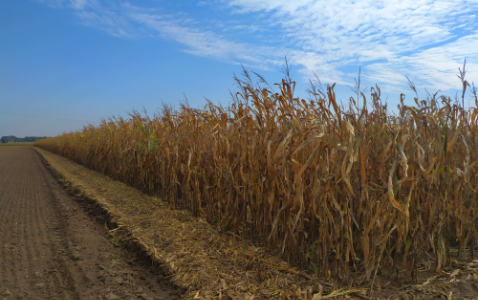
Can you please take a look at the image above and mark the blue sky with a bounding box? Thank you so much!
[1,0,477,137]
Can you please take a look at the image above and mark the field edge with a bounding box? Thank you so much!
[33,147,322,300]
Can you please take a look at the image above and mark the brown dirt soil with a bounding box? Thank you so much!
[27,146,478,300]
[0,146,172,300]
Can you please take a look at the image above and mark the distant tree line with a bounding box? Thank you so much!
[0,136,49,143]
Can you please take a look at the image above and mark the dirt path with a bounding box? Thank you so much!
[0,147,171,300]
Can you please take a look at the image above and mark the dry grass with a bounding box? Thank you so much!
[35,65,478,287]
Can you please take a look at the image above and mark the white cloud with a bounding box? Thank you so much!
[229,25,266,32]
[76,10,134,37]
[129,12,281,69]
[365,32,478,91]
[225,0,478,91]
[33,0,478,94]
[287,51,347,85]
[228,0,314,13]
[70,0,88,9]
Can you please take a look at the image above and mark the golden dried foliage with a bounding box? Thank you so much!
[36,69,478,284]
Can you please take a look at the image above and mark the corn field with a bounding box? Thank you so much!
[36,68,478,284]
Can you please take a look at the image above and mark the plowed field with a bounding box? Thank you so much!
[0,147,170,300]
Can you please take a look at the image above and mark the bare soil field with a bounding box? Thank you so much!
[0,146,171,300]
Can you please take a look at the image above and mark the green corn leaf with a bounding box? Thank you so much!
[406,237,412,251]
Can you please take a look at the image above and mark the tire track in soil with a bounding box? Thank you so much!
[0,147,172,300]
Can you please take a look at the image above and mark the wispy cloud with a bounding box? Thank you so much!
[34,0,94,9]
[33,0,478,94]
[128,12,281,69]
[365,31,478,91]
[75,9,134,38]
[69,0,88,9]
[226,0,478,89]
